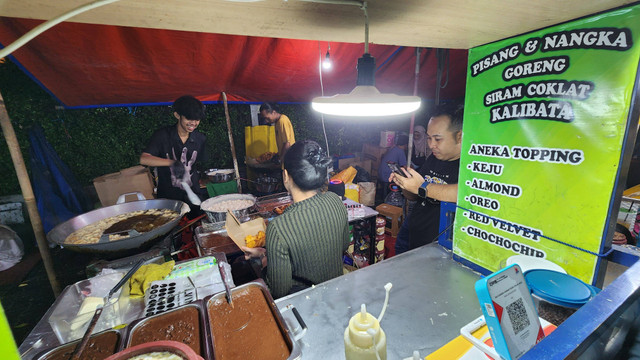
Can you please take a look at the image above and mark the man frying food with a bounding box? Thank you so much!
[140,95,208,216]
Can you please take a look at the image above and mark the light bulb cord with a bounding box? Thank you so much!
[317,42,331,156]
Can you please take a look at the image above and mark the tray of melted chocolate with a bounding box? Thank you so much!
[205,280,302,360]
[34,329,121,360]
[123,302,211,360]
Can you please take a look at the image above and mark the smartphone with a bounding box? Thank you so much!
[387,162,406,177]
[475,264,544,360]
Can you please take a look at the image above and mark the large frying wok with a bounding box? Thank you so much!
[47,194,189,255]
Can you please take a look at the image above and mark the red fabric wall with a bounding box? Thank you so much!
[0,17,467,107]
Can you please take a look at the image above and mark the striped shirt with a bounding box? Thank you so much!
[265,191,349,298]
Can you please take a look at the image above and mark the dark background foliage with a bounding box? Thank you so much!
[0,59,429,198]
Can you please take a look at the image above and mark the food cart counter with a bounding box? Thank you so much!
[275,243,484,359]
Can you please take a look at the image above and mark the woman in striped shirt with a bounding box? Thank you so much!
[243,140,350,298]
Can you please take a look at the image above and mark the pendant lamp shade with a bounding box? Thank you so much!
[312,86,421,116]
[311,41,421,117]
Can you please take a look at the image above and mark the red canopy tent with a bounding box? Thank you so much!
[0,17,467,108]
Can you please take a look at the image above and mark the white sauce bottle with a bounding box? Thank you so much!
[344,283,392,360]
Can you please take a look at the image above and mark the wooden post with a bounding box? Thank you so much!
[222,92,242,193]
[0,90,61,296]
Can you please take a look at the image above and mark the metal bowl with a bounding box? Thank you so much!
[47,199,189,255]
[205,169,235,183]
[256,176,280,193]
[200,193,256,223]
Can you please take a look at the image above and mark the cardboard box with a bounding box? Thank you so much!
[334,154,357,171]
[93,165,155,207]
[380,131,396,148]
[333,156,374,178]
[362,143,387,176]
[225,211,266,248]
[362,143,388,162]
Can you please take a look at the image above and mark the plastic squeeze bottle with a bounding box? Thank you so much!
[344,283,392,360]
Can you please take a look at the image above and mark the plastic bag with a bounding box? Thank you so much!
[0,225,24,271]
[359,182,376,206]
[352,166,371,183]
[345,183,360,203]
[331,166,357,184]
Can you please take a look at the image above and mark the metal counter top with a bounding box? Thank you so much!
[275,243,484,359]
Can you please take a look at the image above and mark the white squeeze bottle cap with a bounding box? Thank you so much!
[345,282,392,360]
[348,303,382,348]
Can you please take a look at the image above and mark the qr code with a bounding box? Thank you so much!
[506,298,530,335]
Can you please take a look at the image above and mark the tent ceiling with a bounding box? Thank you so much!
[0,17,469,107]
[0,0,636,49]
[0,1,635,107]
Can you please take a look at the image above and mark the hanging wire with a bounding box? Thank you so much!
[0,0,123,58]
[439,49,450,88]
[435,49,450,105]
[317,41,331,156]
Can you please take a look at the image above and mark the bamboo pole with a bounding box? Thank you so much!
[0,90,60,296]
[221,92,242,193]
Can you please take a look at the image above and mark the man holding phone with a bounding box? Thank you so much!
[377,134,409,201]
[390,104,463,250]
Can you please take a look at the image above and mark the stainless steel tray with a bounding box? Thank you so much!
[33,328,123,360]
[204,280,304,360]
[121,301,211,360]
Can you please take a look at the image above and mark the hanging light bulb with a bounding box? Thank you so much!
[311,2,420,117]
[323,44,332,70]
[323,51,332,70]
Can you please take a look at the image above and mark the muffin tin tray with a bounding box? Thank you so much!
[143,277,196,317]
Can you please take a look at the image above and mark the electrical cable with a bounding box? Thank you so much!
[0,0,123,59]
[317,41,331,156]
[439,49,450,88]
[435,49,450,105]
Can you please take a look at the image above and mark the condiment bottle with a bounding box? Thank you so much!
[344,283,392,360]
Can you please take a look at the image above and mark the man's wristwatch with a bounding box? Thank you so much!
[418,182,429,199]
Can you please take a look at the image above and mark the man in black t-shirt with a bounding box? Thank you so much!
[140,95,208,210]
[390,104,463,249]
